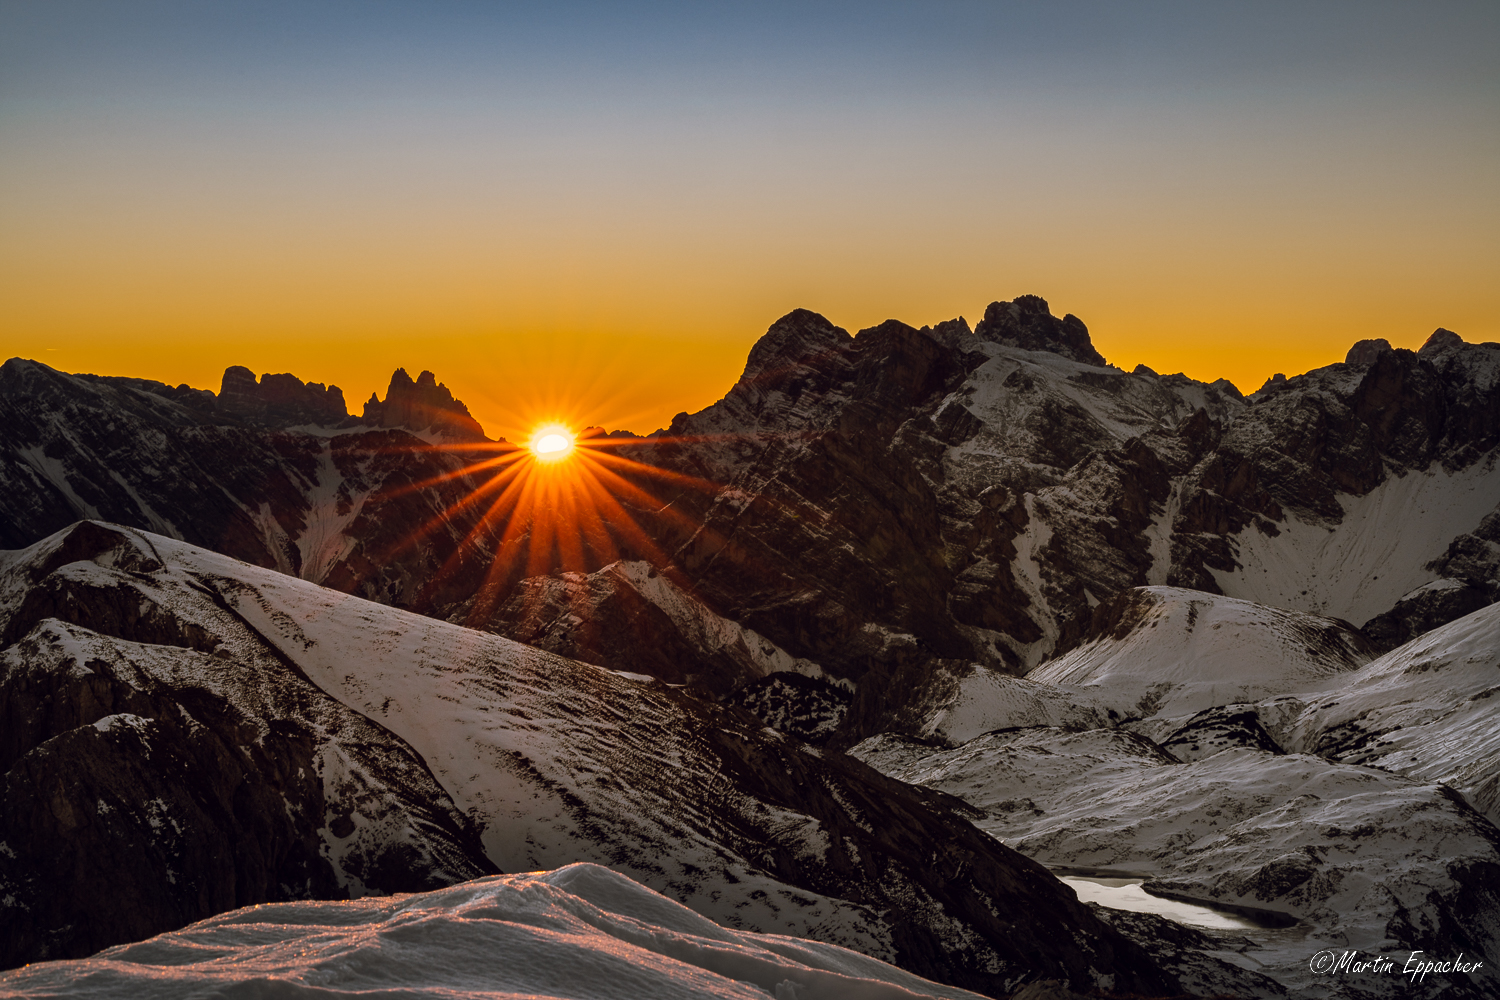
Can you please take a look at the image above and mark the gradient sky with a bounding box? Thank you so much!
[3,1,1496,439]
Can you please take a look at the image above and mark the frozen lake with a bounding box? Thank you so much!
[1060,876,1272,931]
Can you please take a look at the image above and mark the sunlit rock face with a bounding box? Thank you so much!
[0,521,1189,998]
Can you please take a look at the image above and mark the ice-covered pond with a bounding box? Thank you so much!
[1060,876,1284,931]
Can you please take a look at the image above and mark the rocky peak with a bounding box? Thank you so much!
[739,309,852,385]
[1345,338,1394,367]
[362,368,487,441]
[850,319,975,411]
[1420,328,1464,355]
[974,295,1107,367]
[1253,371,1289,397]
[217,366,348,427]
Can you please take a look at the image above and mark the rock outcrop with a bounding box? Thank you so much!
[974,294,1107,367]
[361,368,487,441]
[218,366,349,427]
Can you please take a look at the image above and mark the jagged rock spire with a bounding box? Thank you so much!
[362,368,487,441]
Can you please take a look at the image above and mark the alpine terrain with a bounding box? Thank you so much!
[1,295,1497,999]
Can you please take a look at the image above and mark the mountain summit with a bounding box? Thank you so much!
[974,294,1107,367]
[362,367,488,441]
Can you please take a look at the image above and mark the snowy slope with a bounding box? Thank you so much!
[1027,587,1373,720]
[477,559,832,691]
[850,587,1500,999]
[1210,455,1500,625]
[864,662,1111,746]
[0,521,1182,997]
[1281,601,1500,824]
[0,863,990,1000]
[853,733,1500,999]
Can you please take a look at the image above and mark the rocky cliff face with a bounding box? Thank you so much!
[218,366,348,427]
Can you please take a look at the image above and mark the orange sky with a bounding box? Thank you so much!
[3,3,1496,439]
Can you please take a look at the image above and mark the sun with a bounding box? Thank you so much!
[529,424,575,462]
[386,413,729,631]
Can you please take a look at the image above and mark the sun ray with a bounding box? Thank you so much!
[356,408,820,638]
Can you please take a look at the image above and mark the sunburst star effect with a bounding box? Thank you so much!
[356,423,782,641]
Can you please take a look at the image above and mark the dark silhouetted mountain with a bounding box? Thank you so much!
[362,367,487,442]
[218,365,349,427]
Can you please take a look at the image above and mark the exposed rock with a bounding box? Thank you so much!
[1160,706,1287,762]
[1346,338,1393,366]
[1361,578,1493,653]
[974,295,1107,367]
[725,672,851,743]
[1421,328,1464,355]
[362,368,488,441]
[217,366,348,427]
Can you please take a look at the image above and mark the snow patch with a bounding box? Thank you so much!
[1211,455,1500,625]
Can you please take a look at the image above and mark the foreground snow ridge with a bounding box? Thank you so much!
[0,863,986,1000]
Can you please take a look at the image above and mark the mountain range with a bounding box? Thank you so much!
[2,296,1497,999]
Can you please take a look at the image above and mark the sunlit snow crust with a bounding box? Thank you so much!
[0,863,989,1000]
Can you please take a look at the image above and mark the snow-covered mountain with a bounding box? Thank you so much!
[851,591,1500,999]
[4,298,1497,725]
[3,297,1498,998]
[0,521,1192,998]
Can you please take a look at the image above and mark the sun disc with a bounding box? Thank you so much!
[529,426,575,461]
